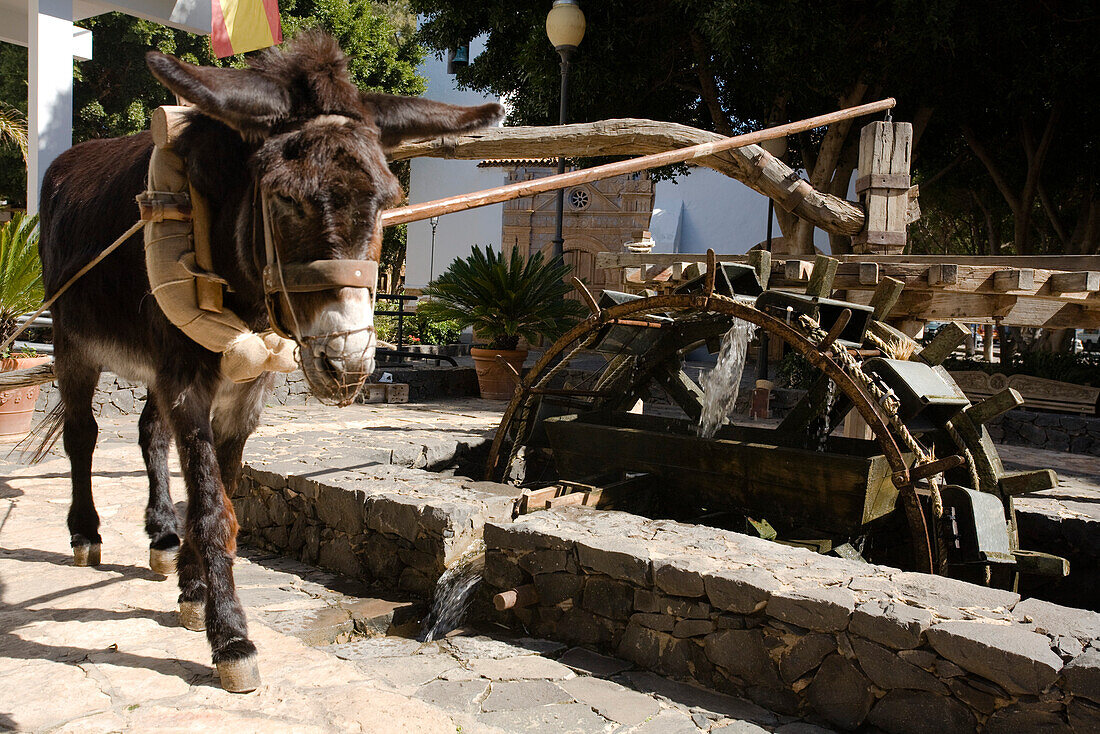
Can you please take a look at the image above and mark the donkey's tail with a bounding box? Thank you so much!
[14,401,65,464]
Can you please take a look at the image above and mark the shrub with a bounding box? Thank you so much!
[419,245,586,351]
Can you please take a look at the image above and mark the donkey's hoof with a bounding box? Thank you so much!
[149,547,178,575]
[178,601,206,631]
[73,543,102,567]
[217,655,261,693]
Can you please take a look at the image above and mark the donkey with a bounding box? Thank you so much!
[37,31,503,691]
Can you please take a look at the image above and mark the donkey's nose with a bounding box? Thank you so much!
[318,352,345,379]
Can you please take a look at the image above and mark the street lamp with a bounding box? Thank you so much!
[429,215,440,282]
[546,0,585,261]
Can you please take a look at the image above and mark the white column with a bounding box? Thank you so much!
[27,0,74,214]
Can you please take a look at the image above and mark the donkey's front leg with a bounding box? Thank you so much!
[160,377,259,693]
[139,395,181,574]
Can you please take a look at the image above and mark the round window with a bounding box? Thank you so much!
[568,188,590,210]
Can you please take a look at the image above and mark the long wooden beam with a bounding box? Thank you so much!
[387,119,870,237]
[594,251,1100,328]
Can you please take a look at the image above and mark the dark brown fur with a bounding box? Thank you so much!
[38,32,502,677]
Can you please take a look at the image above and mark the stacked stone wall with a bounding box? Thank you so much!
[987,410,1100,456]
[36,365,479,417]
[482,508,1100,733]
[234,459,513,597]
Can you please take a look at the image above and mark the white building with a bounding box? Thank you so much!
[1,0,210,212]
[403,35,504,292]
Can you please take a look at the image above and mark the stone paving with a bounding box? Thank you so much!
[0,408,836,733]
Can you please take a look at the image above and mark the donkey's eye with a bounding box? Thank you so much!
[277,194,306,218]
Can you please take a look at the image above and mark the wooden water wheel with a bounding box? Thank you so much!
[486,251,1067,588]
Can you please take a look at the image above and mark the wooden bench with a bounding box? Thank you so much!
[951,371,1099,416]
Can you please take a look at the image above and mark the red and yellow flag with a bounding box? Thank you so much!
[211,0,282,58]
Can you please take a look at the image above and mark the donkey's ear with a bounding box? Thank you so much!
[146,51,290,138]
[361,93,504,149]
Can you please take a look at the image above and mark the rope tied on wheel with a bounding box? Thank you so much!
[796,313,948,519]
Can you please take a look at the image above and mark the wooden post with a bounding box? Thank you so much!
[853,121,913,254]
[983,324,995,363]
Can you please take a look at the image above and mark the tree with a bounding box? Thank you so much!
[0,0,424,204]
[412,0,1098,257]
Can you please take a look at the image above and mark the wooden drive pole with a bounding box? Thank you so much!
[379,98,896,228]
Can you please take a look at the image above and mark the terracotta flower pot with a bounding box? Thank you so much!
[0,355,51,442]
[471,347,527,400]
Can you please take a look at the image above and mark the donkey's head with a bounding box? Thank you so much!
[146,32,503,403]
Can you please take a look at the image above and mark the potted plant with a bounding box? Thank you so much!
[419,245,586,399]
[1,212,49,442]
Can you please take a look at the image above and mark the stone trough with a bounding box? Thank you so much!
[480,508,1100,732]
[221,404,1100,733]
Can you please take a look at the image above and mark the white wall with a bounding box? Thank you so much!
[404,34,503,290]
[651,166,829,255]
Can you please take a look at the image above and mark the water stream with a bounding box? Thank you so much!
[419,540,485,642]
[697,319,753,439]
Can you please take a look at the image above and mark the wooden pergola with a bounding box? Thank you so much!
[595,252,1100,329]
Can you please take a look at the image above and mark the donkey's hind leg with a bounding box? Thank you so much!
[57,359,102,566]
[139,395,181,574]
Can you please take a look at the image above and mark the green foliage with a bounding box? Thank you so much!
[419,246,586,350]
[0,104,27,162]
[411,311,461,345]
[777,350,815,391]
[0,212,43,352]
[413,1,1098,257]
[0,0,424,209]
[373,310,460,345]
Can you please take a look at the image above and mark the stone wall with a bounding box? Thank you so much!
[369,365,478,401]
[234,454,513,597]
[35,373,145,417]
[35,366,479,416]
[987,410,1100,456]
[482,508,1100,733]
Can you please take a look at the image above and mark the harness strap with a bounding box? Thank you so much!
[136,191,192,222]
[263,260,378,294]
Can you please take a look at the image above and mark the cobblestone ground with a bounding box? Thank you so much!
[0,406,836,733]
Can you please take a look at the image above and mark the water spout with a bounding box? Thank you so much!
[419,540,485,642]
[697,319,753,439]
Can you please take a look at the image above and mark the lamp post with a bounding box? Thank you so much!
[546,0,585,261]
[429,215,440,282]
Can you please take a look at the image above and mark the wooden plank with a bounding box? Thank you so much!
[747,249,772,289]
[964,388,1025,426]
[999,470,1058,497]
[546,418,892,533]
[993,269,1035,292]
[891,291,1100,328]
[928,263,958,286]
[1012,550,1070,578]
[806,255,840,297]
[784,259,813,282]
[858,262,880,285]
[869,276,904,320]
[1049,271,1100,294]
[917,321,969,365]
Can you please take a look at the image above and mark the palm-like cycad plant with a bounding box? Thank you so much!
[419,245,587,350]
[0,104,29,162]
[0,212,44,356]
